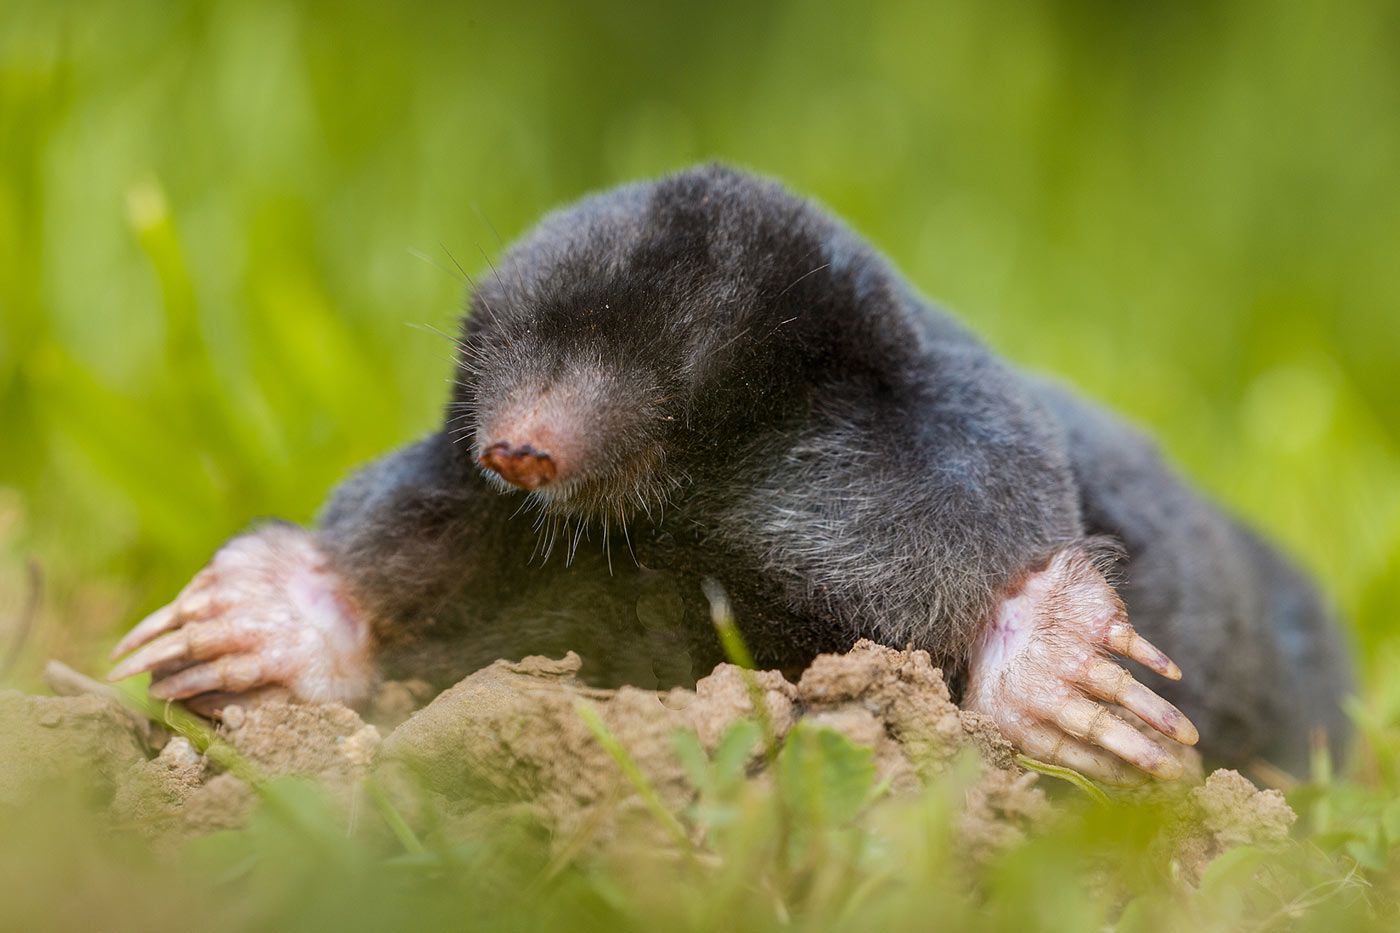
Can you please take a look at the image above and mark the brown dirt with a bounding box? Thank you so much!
[0,689,148,807]
[0,639,1297,880]
[1156,768,1298,885]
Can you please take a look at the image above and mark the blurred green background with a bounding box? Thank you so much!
[1,0,1397,694]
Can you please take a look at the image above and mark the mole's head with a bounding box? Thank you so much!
[459,293,685,524]
[449,165,907,528]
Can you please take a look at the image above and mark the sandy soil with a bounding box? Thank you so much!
[0,640,1295,875]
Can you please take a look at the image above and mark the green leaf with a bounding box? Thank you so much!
[777,724,877,829]
[670,728,712,793]
[711,719,762,792]
[1198,845,1270,896]
[1344,832,1389,872]
[183,828,259,881]
[1382,798,1400,847]
[1112,896,1157,933]
[1016,753,1109,805]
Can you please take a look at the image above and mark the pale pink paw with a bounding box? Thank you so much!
[109,525,373,713]
[965,543,1199,784]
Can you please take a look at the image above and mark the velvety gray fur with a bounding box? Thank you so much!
[317,165,1351,772]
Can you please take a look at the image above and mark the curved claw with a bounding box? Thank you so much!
[149,654,270,700]
[1105,622,1181,680]
[110,604,180,662]
[109,629,190,681]
[1018,722,1149,786]
[1080,658,1199,746]
[1056,696,1183,780]
[110,586,221,662]
[108,617,254,684]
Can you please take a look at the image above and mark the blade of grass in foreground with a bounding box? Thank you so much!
[574,697,695,857]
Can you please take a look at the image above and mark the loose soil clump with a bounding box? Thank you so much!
[0,641,1295,877]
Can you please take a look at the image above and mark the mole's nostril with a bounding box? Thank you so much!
[479,442,558,490]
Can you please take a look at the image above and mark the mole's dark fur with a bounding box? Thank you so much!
[318,165,1351,772]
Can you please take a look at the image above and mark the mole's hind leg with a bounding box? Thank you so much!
[108,523,373,712]
[964,541,1200,784]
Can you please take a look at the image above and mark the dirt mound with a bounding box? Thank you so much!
[110,700,382,845]
[1159,769,1298,885]
[378,642,1032,840]
[0,641,1295,878]
[0,690,147,806]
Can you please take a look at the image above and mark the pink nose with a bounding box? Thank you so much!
[478,442,558,490]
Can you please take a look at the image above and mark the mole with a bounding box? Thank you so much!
[109,165,1352,782]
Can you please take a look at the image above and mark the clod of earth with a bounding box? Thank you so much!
[1,641,1295,877]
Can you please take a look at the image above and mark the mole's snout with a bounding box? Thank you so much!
[479,442,558,490]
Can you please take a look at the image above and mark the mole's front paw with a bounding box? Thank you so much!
[965,543,1199,784]
[108,524,372,716]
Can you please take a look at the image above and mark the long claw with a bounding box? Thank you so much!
[150,655,268,700]
[109,617,252,683]
[108,629,191,681]
[110,604,180,661]
[1081,659,1199,746]
[1019,722,1149,786]
[1055,696,1184,780]
[1105,622,1182,680]
[110,583,224,662]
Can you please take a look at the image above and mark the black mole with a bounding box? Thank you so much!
[110,165,1352,782]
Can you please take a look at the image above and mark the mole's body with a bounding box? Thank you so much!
[111,166,1351,780]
